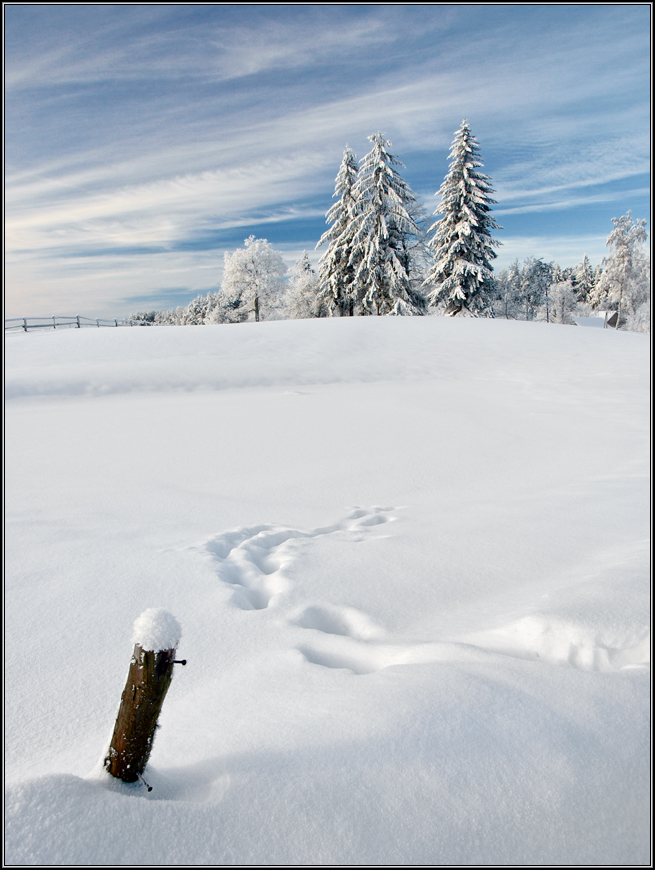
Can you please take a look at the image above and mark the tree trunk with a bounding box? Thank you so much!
[104,644,177,783]
[616,285,623,329]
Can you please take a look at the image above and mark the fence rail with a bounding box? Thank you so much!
[5,315,152,333]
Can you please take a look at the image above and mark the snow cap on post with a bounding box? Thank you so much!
[132,608,181,652]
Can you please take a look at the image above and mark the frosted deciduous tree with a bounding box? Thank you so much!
[350,133,426,316]
[549,280,577,325]
[520,257,552,321]
[494,258,522,319]
[316,148,361,316]
[424,120,501,316]
[590,212,649,328]
[288,252,321,319]
[217,236,287,323]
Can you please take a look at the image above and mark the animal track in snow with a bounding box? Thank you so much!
[292,603,385,641]
[202,508,646,675]
[202,507,396,610]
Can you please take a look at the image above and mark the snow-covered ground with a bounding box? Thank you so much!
[5,317,650,865]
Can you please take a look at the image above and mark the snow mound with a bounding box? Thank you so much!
[468,615,650,671]
[132,608,181,651]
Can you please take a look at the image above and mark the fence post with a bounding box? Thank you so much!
[23,318,27,332]
[53,316,57,329]
[77,316,81,328]
[104,609,185,787]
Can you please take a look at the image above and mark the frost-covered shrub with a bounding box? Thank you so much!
[623,299,650,333]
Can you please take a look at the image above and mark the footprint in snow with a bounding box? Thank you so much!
[292,603,385,641]
[296,638,472,676]
[202,506,396,610]
[199,507,645,675]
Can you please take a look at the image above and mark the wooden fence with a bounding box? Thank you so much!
[5,315,152,333]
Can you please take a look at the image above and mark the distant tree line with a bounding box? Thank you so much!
[493,232,650,332]
[132,122,650,333]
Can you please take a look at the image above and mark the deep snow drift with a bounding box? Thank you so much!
[5,317,650,865]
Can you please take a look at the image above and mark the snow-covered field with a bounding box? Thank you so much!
[5,317,650,865]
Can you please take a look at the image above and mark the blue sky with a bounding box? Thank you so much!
[5,4,650,318]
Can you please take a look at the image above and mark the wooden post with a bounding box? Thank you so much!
[104,633,185,785]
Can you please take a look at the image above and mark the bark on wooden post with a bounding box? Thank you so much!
[104,609,184,786]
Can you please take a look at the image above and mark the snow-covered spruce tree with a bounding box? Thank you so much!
[590,212,649,328]
[287,252,322,319]
[212,236,287,323]
[350,133,426,316]
[574,254,595,302]
[424,120,501,316]
[316,148,361,316]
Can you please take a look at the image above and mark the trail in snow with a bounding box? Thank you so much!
[198,506,649,675]
[201,506,394,610]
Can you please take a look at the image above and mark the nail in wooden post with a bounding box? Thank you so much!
[104,609,183,785]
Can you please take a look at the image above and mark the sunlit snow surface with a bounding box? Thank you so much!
[5,318,649,865]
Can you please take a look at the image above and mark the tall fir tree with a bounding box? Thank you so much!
[316,148,360,316]
[350,133,426,316]
[424,120,501,316]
